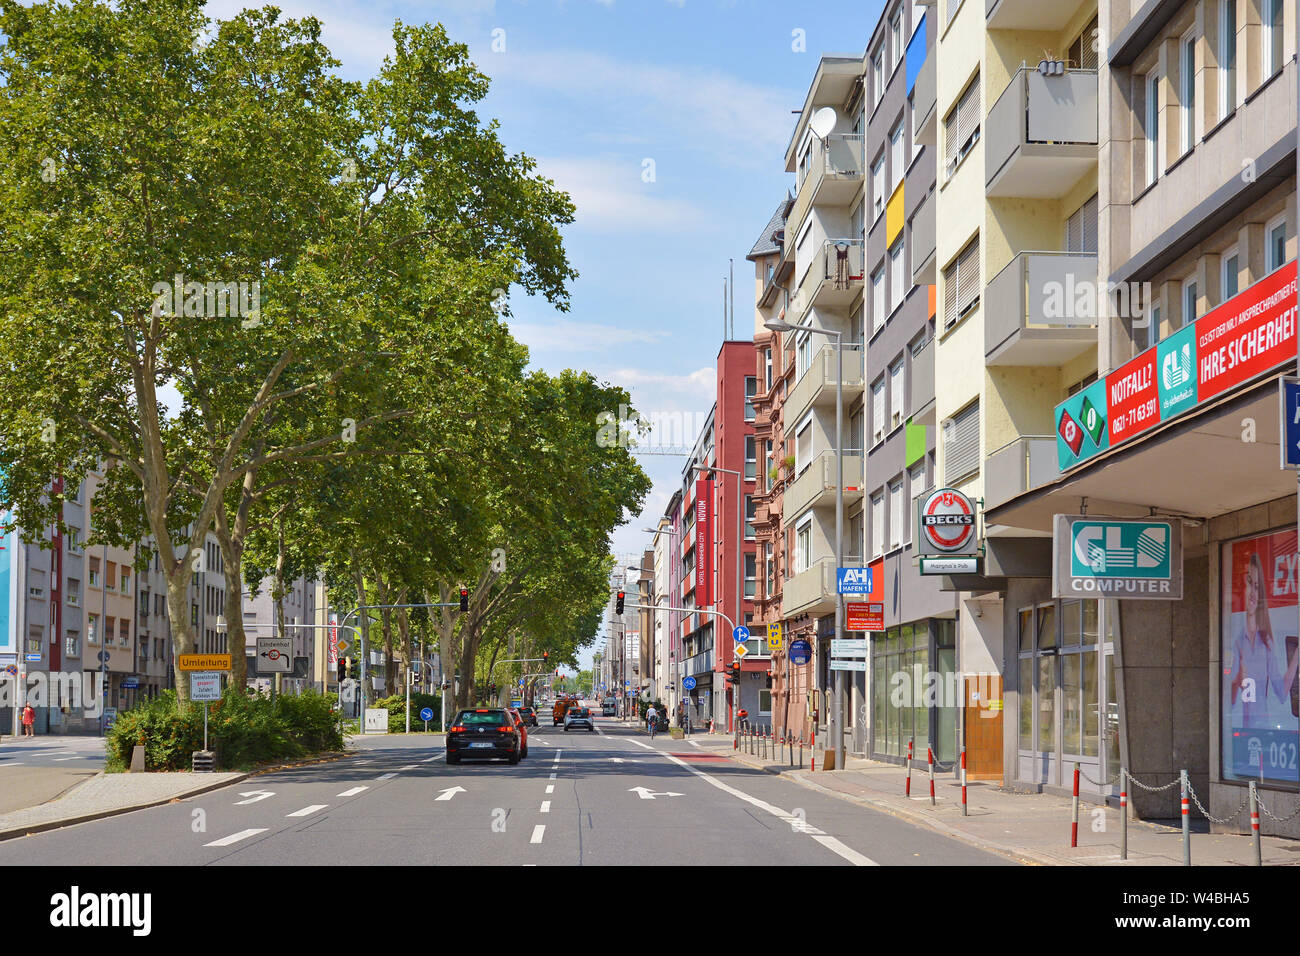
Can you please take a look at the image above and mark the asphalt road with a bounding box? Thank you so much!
[0,737,106,814]
[0,716,1015,865]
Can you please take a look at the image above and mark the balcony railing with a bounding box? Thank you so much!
[910,336,935,426]
[984,251,1099,367]
[984,436,1059,510]
[913,50,936,147]
[784,450,865,520]
[781,557,838,618]
[784,343,865,433]
[986,68,1098,198]
[795,134,866,205]
[910,188,936,286]
[793,238,865,319]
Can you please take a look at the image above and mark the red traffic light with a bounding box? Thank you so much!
[459,587,469,613]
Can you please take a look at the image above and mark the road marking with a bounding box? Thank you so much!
[234,790,276,806]
[398,764,420,770]
[287,804,328,817]
[354,760,372,765]
[548,772,557,781]
[628,740,655,751]
[375,772,397,781]
[53,757,82,762]
[205,828,267,847]
[0,763,23,767]
[338,786,369,797]
[629,787,683,800]
[655,752,878,867]
[530,825,545,844]
[435,786,466,802]
[545,784,554,794]
[540,801,551,813]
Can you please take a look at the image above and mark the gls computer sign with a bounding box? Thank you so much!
[916,488,979,556]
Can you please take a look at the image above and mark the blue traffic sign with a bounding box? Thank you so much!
[419,707,434,722]
[836,567,873,594]
[1282,377,1300,469]
[789,639,812,666]
[682,675,697,691]
[121,678,139,689]
[732,625,751,644]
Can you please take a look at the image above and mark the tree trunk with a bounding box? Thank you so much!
[214,509,247,690]
[353,562,371,709]
[273,508,287,698]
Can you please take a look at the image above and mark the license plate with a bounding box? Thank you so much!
[470,742,494,749]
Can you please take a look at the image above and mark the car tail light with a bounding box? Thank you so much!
[498,725,514,733]
[450,725,466,732]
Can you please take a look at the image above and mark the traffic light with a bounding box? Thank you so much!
[615,590,625,614]
[543,651,549,662]
[726,661,741,685]
[459,587,469,613]
[338,659,347,680]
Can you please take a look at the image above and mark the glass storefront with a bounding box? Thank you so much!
[870,618,956,762]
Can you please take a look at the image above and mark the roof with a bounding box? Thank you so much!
[745,193,793,261]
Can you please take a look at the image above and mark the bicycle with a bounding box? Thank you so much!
[647,714,659,739]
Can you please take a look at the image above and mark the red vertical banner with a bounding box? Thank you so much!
[328,612,339,668]
[695,479,713,607]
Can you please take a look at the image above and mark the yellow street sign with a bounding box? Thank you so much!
[337,640,350,655]
[179,654,231,671]
[734,643,749,659]
[767,622,784,650]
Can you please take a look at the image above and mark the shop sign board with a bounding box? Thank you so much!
[1052,515,1182,600]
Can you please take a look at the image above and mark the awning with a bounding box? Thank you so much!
[985,372,1294,535]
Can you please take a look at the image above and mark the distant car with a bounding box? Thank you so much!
[564,707,595,732]
[446,709,522,765]
[517,706,538,727]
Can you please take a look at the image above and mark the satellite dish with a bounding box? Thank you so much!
[809,107,837,140]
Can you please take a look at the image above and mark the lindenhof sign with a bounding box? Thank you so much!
[1052,515,1182,600]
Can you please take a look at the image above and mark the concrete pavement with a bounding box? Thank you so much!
[0,735,106,815]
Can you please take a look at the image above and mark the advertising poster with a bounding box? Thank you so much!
[1221,528,1300,784]
[694,478,713,607]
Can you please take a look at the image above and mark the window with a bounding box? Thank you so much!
[796,519,812,573]
[744,376,757,422]
[744,553,757,598]
[1267,217,1289,272]
[872,264,886,334]
[65,630,80,659]
[797,332,812,376]
[26,624,43,656]
[795,416,813,475]
[871,491,885,557]
[66,578,80,607]
[889,359,905,430]
[871,154,885,219]
[119,618,130,647]
[1222,246,1239,301]
[943,237,979,329]
[764,349,772,391]
[872,379,886,445]
[88,557,100,588]
[28,569,45,600]
[88,614,99,645]
[1145,72,1162,185]
[745,496,757,539]
[889,240,905,314]
[873,51,884,107]
[1146,303,1162,350]
[745,436,757,481]
[1182,276,1198,328]
[1067,15,1100,70]
[909,92,922,162]
[1264,0,1284,78]
[1219,0,1237,119]
[944,74,980,177]
[1065,194,1098,254]
[1067,371,1099,396]
[890,5,903,71]
[105,561,116,591]
[120,568,131,595]
[890,119,904,190]
[889,479,904,550]
[1180,32,1197,155]
[943,400,980,484]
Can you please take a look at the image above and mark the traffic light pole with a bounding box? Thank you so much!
[624,601,738,729]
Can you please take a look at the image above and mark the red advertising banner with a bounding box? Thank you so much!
[846,603,884,631]
[1106,349,1158,445]
[694,479,713,608]
[1197,264,1298,401]
[328,612,338,667]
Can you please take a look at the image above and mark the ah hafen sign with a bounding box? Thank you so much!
[1053,515,1183,600]
[1056,263,1299,470]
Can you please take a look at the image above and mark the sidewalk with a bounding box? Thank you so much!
[686,731,1300,866]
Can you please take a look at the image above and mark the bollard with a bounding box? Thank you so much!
[1120,768,1128,861]
[1180,769,1191,866]
[800,737,804,769]
[810,732,816,772]
[961,746,968,816]
[1071,762,1080,848]
[1249,782,1261,867]
[928,745,935,806]
[906,738,913,798]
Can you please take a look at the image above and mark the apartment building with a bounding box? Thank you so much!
[986,0,1297,828]
[650,508,677,711]
[243,573,322,695]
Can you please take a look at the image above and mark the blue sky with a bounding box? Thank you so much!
[214,0,887,672]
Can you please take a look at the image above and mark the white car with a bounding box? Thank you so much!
[563,707,595,732]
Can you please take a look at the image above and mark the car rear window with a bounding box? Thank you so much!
[456,710,507,725]
[570,709,589,717]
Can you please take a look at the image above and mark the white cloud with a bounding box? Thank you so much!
[535,156,705,232]
[510,318,671,352]
[602,366,715,401]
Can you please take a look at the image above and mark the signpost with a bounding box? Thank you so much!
[829,659,867,671]
[830,638,868,657]
[191,671,222,751]
[420,706,434,732]
[1280,376,1300,469]
[178,654,231,671]
[836,567,873,595]
[845,602,883,631]
[1052,515,1183,600]
[916,488,980,556]
[732,625,751,644]
[682,675,697,691]
[256,637,292,673]
[919,556,980,575]
[788,640,812,666]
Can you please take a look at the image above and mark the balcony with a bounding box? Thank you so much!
[987,0,1092,32]
[910,336,935,426]
[792,239,865,319]
[986,68,1097,199]
[910,189,936,287]
[912,49,936,147]
[781,557,838,618]
[784,450,864,520]
[794,134,866,209]
[783,344,865,433]
[984,252,1099,367]
[984,436,1059,510]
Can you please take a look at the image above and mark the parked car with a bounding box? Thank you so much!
[446,708,522,765]
[564,707,595,732]
[517,706,538,727]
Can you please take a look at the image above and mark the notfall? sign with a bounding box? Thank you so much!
[1052,515,1183,600]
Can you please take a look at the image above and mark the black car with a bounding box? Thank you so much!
[517,706,539,727]
[446,709,522,764]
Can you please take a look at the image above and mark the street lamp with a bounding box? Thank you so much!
[690,462,745,738]
[765,315,846,772]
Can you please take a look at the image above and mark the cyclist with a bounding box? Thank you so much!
[646,703,659,738]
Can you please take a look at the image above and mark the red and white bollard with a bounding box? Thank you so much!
[905,738,913,798]
[810,731,816,772]
[927,745,935,806]
[1071,762,1080,848]
[1120,769,1128,861]
[960,746,968,816]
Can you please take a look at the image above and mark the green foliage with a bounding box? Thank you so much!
[372,692,443,732]
[105,689,343,771]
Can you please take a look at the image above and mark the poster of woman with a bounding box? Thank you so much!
[1222,528,1300,783]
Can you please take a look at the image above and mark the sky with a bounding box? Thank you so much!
[202,0,888,673]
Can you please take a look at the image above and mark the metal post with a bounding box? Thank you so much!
[1180,768,1191,866]
[961,745,968,816]
[405,662,411,735]
[834,333,844,773]
[1120,768,1128,861]
[928,744,935,806]
[1249,782,1261,867]
[1071,762,1080,847]
[203,702,209,752]
[906,738,913,798]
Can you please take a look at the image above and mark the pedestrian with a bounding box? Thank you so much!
[21,701,35,737]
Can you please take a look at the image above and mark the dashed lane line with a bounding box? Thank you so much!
[375,772,397,781]
[287,805,328,817]
[545,785,554,794]
[204,828,267,847]
[338,786,369,797]
[540,801,551,813]
[530,825,545,844]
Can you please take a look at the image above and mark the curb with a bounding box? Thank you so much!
[0,750,351,843]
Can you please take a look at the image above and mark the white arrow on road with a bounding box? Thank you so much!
[435,786,467,802]
[629,786,682,800]
[609,757,636,763]
[234,790,276,805]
